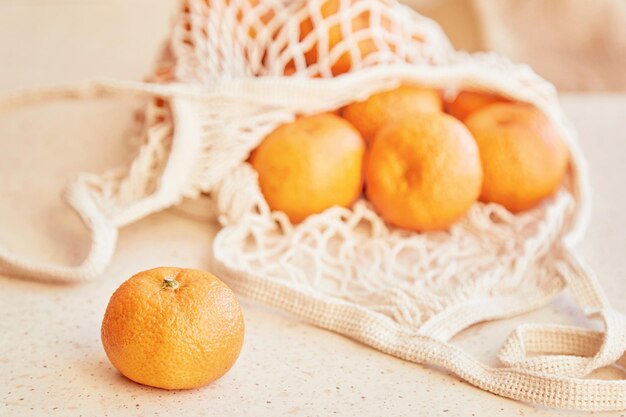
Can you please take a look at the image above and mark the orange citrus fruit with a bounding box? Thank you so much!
[101,267,244,390]
[465,103,569,212]
[244,0,272,39]
[299,0,391,75]
[251,113,365,223]
[342,86,443,144]
[447,90,508,121]
[366,113,482,231]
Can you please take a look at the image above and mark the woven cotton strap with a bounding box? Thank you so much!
[0,81,198,282]
[499,316,626,377]
[0,177,117,283]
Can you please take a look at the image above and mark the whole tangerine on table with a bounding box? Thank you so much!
[342,86,443,144]
[366,113,483,231]
[251,113,365,223]
[446,90,508,121]
[101,267,244,390]
[465,102,569,212]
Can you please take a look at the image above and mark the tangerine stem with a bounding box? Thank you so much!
[162,276,180,290]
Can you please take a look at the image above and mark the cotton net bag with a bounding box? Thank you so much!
[2,0,626,411]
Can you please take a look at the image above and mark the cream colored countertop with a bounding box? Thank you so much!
[2,2,626,416]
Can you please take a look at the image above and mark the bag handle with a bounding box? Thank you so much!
[482,244,626,408]
[0,177,117,283]
[0,80,187,283]
[496,244,625,377]
[498,312,626,377]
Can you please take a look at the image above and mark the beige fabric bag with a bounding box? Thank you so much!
[2,0,625,410]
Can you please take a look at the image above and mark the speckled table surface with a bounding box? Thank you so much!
[2,2,626,416]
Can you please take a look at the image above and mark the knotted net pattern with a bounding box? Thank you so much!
[145,0,582,332]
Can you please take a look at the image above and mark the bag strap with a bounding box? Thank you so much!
[498,312,626,377]
[469,244,626,408]
[0,80,190,283]
[0,177,117,283]
[496,244,626,376]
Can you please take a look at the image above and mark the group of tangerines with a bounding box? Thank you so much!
[251,87,570,231]
[100,89,570,393]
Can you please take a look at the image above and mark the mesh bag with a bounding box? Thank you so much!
[2,0,626,411]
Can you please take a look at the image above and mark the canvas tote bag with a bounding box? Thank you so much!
[1,0,625,411]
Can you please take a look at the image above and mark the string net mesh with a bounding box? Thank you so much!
[74,0,582,332]
[171,0,453,79]
[114,0,578,332]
